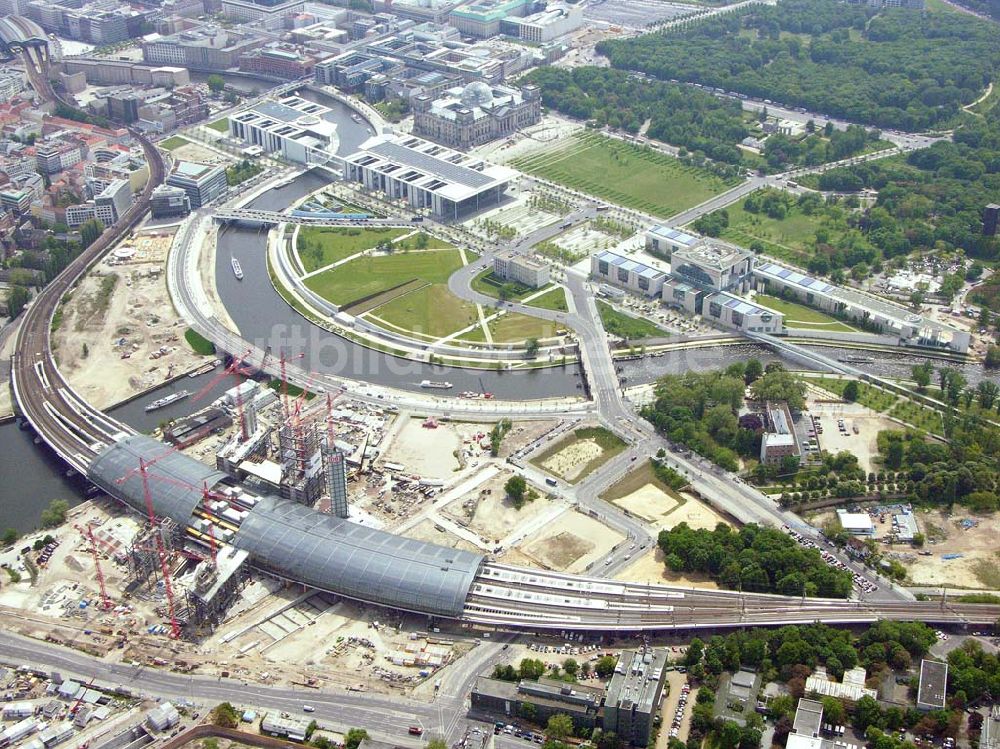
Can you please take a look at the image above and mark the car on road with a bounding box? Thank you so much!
[303,705,315,713]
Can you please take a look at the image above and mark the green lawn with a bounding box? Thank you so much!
[306,249,465,308]
[754,294,858,332]
[297,227,409,273]
[207,118,230,132]
[370,283,478,338]
[471,269,536,301]
[811,377,898,413]
[512,132,740,218]
[394,231,455,251]
[160,136,190,151]
[526,286,568,312]
[183,328,215,355]
[597,301,664,339]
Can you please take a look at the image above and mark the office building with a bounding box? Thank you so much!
[982,706,1000,749]
[150,184,191,218]
[754,260,970,353]
[0,186,34,216]
[239,47,319,79]
[35,141,85,175]
[448,0,533,37]
[916,660,948,711]
[58,58,191,88]
[228,95,339,165]
[984,203,1000,236]
[785,699,827,749]
[220,0,306,28]
[805,667,876,702]
[499,3,583,42]
[759,401,800,466]
[836,510,875,537]
[412,81,540,149]
[166,161,227,209]
[471,676,603,732]
[493,249,549,288]
[94,178,132,225]
[343,133,516,219]
[142,27,264,71]
[0,70,25,104]
[604,649,669,747]
[591,250,668,298]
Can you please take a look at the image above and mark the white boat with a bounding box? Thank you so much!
[231,257,244,280]
[145,390,190,412]
[420,380,453,389]
[351,113,362,123]
[837,355,874,364]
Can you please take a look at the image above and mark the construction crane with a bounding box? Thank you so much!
[69,678,97,717]
[74,524,112,611]
[278,350,305,421]
[138,458,182,640]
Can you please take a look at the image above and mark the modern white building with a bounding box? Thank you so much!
[412,81,541,149]
[493,250,549,288]
[342,134,516,219]
[591,250,668,298]
[499,3,583,42]
[670,237,755,293]
[754,260,970,353]
[146,702,180,732]
[228,96,339,166]
[261,713,311,742]
[836,510,875,536]
[804,667,877,702]
[645,224,700,260]
[704,292,783,334]
[165,161,228,209]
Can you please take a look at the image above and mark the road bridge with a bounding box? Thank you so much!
[214,207,415,227]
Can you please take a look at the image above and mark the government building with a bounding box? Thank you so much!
[412,81,541,150]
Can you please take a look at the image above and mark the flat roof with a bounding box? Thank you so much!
[917,659,948,709]
[369,140,493,189]
[836,510,874,530]
[793,698,824,737]
[705,291,778,317]
[648,224,699,247]
[606,648,668,714]
[673,237,751,270]
[596,250,667,280]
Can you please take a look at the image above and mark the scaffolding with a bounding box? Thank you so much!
[125,518,181,594]
[184,548,251,635]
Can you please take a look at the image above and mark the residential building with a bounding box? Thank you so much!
[166,160,227,209]
[499,3,582,42]
[493,249,548,288]
[228,95,339,165]
[142,27,265,72]
[471,676,603,732]
[150,184,191,218]
[836,510,875,537]
[754,260,970,353]
[343,133,516,219]
[804,667,876,702]
[448,0,533,37]
[591,250,668,298]
[261,713,311,742]
[702,291,783,334]
[0,70,26,104]
[412,81,540,149]
[916,660,948,711]
[604,649,669,747]
[759,401,800,466]
[35,141,85,175]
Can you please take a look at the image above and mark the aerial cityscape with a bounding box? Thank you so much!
[0,2,998,749]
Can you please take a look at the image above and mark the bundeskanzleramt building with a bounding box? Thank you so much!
[591,250,668,298]
[342,134,517,219]
[165,161,227,209]
[412,81,540,149]
[228,96,339,165]
[494,249,549,288]
[604,649,669,747]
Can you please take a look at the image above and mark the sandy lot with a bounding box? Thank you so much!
[542,439,604,482]
[613,483,679,523]
[895,509,1000,589]
[52,228,212,409]
[615,547,721,590]
[443,468,559,542]
[383,418,491,479]
[520,510,625,573]
[804,394,899,472]
[401,518,481,553]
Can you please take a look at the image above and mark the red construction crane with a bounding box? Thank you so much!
[278,350,305,421]
[139,458,182,640]
[74,524,112,611]
[69,678,97,716]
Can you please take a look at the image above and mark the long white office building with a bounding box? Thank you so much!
[228,95,339,165]
[342,134,516,219]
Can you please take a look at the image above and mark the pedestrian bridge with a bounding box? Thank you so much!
[213,208,412,228]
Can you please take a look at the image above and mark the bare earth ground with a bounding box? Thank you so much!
[894,509,1000,589]
[804,393,899,472]
[612,483,679,523]
[401,518,480,553]
[52,228,211,409]
[615,547,721,590]
[442,468,559,541]
[519,509,625,573]
[383,417,492,479]
[171,141,234,167]
[541,438,604,482]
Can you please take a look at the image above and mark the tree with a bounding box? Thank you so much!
[498,283,517,302]
[912,362,933,391]
[344,729,369,749]
[911,532,924,548]
[80,219,104,248]
[520,703,537,721]
[546,714,574,741]
[595,731,624,749]
[1,528,18,546]
[525,338,540,358]
[855,695,884,733]
[976,380,999,410]
[562,658,579,676]
[594,655,617,678]
[519,658,546,680]
[843,380,859,402]
[39,499,69,528]
[207,74,225,93]
[209,703,240,728]
[685,638,704,667]
[7,285,31,317]
[505,475,528,509]
[744,358,764,384]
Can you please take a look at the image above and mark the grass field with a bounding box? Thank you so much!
[530,426,627,484]
[160,136,190,151]
[207,118,230,132]
[601,459,684,503]
[471,269,536,301]
[597,301,664,340]
[306,248,465,307]
[511,132,740,218]
[812,377,898,413]
[184,328,215,355]
[297,227,409,273]
[526,286,568,312]
[371,283,478,338]
[889,399,945,435]
[755,294,857,332]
